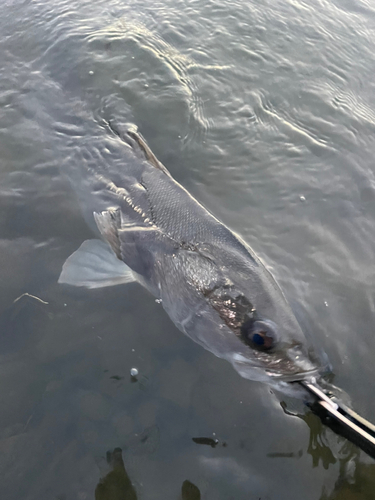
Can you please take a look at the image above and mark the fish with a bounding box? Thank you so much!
[59,125,322,397]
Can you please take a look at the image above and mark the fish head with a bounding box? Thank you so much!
[159,239,323,396]
[199,267,322,393]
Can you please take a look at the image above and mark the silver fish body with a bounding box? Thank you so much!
[60,126,321,393]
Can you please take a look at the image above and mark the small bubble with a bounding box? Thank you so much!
[144,83,149,88]
[299,195,306,202]
[130,368,139,377]
[64,303,67,307]
[155,299,162,304]
[131,56,135,59]
[132,349,135,352]
[89,70,94,75]
[324,301,329,307]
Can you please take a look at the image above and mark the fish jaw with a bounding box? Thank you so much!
[230,352,321,400]
[227,345,321,383]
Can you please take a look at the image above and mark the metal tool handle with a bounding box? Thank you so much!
[298,381,375,459]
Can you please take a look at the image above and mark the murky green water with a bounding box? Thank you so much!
[1,0,375,498]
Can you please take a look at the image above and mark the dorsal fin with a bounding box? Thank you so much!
[106,120,170,175]
[127,130,169,173]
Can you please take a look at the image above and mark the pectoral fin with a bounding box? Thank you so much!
[94,209,122,259]
[58,239,136,289]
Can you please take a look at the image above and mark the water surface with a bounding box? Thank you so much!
[1,0,375,498]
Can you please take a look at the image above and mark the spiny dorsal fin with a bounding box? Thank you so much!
[127,130,168,173]
[106,120,170,175]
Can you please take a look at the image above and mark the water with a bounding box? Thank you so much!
[1,0,375,498]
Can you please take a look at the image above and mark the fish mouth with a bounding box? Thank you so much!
[265,367,321,383]
[250,343,321,382]
[231,352,321,385]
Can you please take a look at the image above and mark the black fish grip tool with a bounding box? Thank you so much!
[298,380,375,459]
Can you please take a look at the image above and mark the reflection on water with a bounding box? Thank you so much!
[320,450,375,500]
[302,411,338,470]
[278,400,359,469]
[95,448,137,500]
[95,448,201,500]
[96,442,375,500]
[273,403,375,499]
[181,480,201,500]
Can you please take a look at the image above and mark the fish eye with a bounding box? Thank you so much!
[241,319,279,351]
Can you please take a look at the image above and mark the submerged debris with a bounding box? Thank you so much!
[192,437,219,448]
[13,292,49,305]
